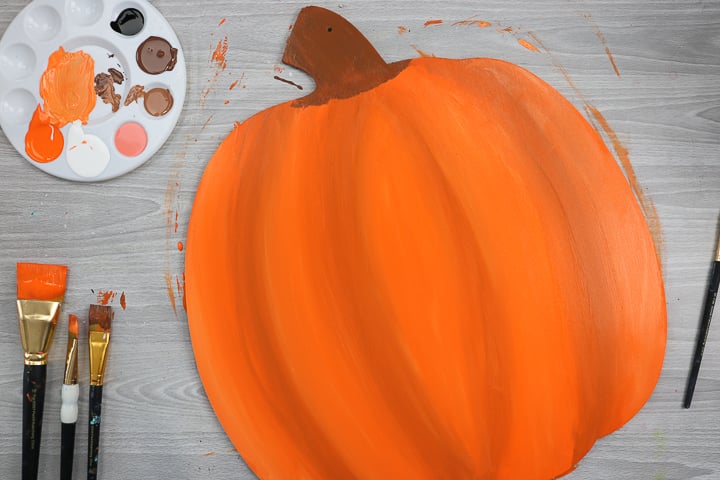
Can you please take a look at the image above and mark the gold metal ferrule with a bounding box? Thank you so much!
[63,335,78,385]
[17,299,61,365]
[88,330,111,386]
[715,235,720,262]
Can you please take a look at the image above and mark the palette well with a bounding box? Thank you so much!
[0,0,186,181]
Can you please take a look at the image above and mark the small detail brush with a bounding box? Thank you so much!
[684,229,720,408]
[16,262,68,480]
[87,305,113,480]
[61,314,80,480]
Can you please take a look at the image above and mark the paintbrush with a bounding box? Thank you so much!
[16,262,68,480]
[61,314,80,480]
[87,304,113,480]
[684,228,720,408]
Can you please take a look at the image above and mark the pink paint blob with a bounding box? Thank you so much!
[115,122,147,157]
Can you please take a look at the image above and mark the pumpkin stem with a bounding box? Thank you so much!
[282,6,408,106]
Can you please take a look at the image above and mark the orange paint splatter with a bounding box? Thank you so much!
[518,39,539,52]
[398,26,408,35]
[229,80,240,90]
[201,114,214,131]
[218,18,226,26]
[25,105,64,163]
[175,211,179,233]
[165,271,177,315]
[120,292,127,310]
[424,19,443,27]
[452,19,491,28]
[411,45,436,58]
[178,241,184,251]
[224,100,230,105]
[211,36,229,71]
[97,290,116,305]
[274,65,284,74]
[39,47,96,127]
[181,272,187,312]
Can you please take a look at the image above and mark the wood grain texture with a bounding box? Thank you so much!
[0,0,718,479]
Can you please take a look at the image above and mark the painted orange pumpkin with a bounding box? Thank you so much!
[186,6,666,480]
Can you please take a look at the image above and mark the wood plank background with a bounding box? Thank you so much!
[0,0,718,478]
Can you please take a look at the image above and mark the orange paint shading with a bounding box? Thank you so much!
[397,26,408,35]
[218,18,226,26]
[211,36,229,71]
[452,19,491,28]
[39,47,96,127]
[187,7,666,480]
[518,38,539,52]
[120,292,127,310]
[424,19,443,27]
[178,241,184,251]
[25,105,64,163]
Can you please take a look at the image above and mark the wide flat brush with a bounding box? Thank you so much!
[61,314,80,480]
[87,304,113,480]
[16,262,68,480]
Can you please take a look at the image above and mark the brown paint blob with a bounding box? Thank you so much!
[124,85,145,106]
[144,87,174,116]
[94,73,121,112]
[136,36,178,74]
[108,68,124,84]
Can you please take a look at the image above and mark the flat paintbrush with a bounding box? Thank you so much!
[16,262,68,480]
[61,314,80,480]
[684,230,720,408]
[87,304,113,480]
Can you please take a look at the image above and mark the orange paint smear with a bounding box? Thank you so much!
[97,290,117,305]
[25,105,64,163]
[397,26,408,35]
[17,263,68,301]
[181,272,187,312]
[411,45,436,58]
[584,15,621,77]
[120,292,127,310]
[39,47,96,127]
[218,18,226,26]
[175,211,179,233]
[229,80,240,90]
[424,19,443,27]
[452,19,491,28]
[211,36,229,71]
[187,56,665,479]
[164,271,177,315]
[518,39,539,52]
[68,314,79,336]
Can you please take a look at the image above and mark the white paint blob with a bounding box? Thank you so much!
[66,120,110,178]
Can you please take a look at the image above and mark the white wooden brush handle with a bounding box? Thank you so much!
[60,384,79,424]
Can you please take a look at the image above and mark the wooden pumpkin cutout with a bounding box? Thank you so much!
[186,6,666,479]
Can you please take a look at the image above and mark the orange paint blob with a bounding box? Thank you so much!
[178,241,184,251]
[229,80,240,90]
[518,38,539,52]
[187,7,666,480]
[211,36,229,70]
[39,47,96,127]
[218,18,226,26]
[424,19,443,27]
[120,292,127,310]
[25,105,64,163]
[17,263,68,301]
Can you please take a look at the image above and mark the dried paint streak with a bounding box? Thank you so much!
[229,79,240,90]
[211,36,229,71]
[452,19,491,28]
[398,26,408,35]
[218,18,226,26]
[201,114,215,131]
[424,19,443,27]
[120,292,127,310]
[528,31,662,260]
[273,76,303,90]
[518,39,539,52]
[202,452,216,457]
[164,271,177,315]
[584,15,621,77]
[181,272,187,311]
[411,45,436,58]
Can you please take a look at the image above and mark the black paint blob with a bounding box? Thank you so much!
[110,8,145,36]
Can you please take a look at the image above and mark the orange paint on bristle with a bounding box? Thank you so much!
[16,263,68,301]
[68,314,79,336]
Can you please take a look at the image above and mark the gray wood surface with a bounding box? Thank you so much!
[1,0,718,478]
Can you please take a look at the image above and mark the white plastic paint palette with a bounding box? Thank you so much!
[0,0,186,181]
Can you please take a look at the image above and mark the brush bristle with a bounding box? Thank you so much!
[16,262,68,301]
[89,304,113,332]
[68,313,79,336]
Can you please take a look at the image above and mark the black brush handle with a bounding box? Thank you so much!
[87,385,103,480]
[61,421,76,480]
[684,261,720,408]
[22,364,47,480]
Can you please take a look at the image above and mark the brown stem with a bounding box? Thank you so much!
[282,6,408,107]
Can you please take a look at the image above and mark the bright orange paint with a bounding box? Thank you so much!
[186,7,666,480]
[39,47,96,127]
[25,105,64,163]
[119,292,127,310]
[518,38,539,52]
[17,263,68,301]
[96,290,116,305]
[178,241,184,251]
[211,36,228,70]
